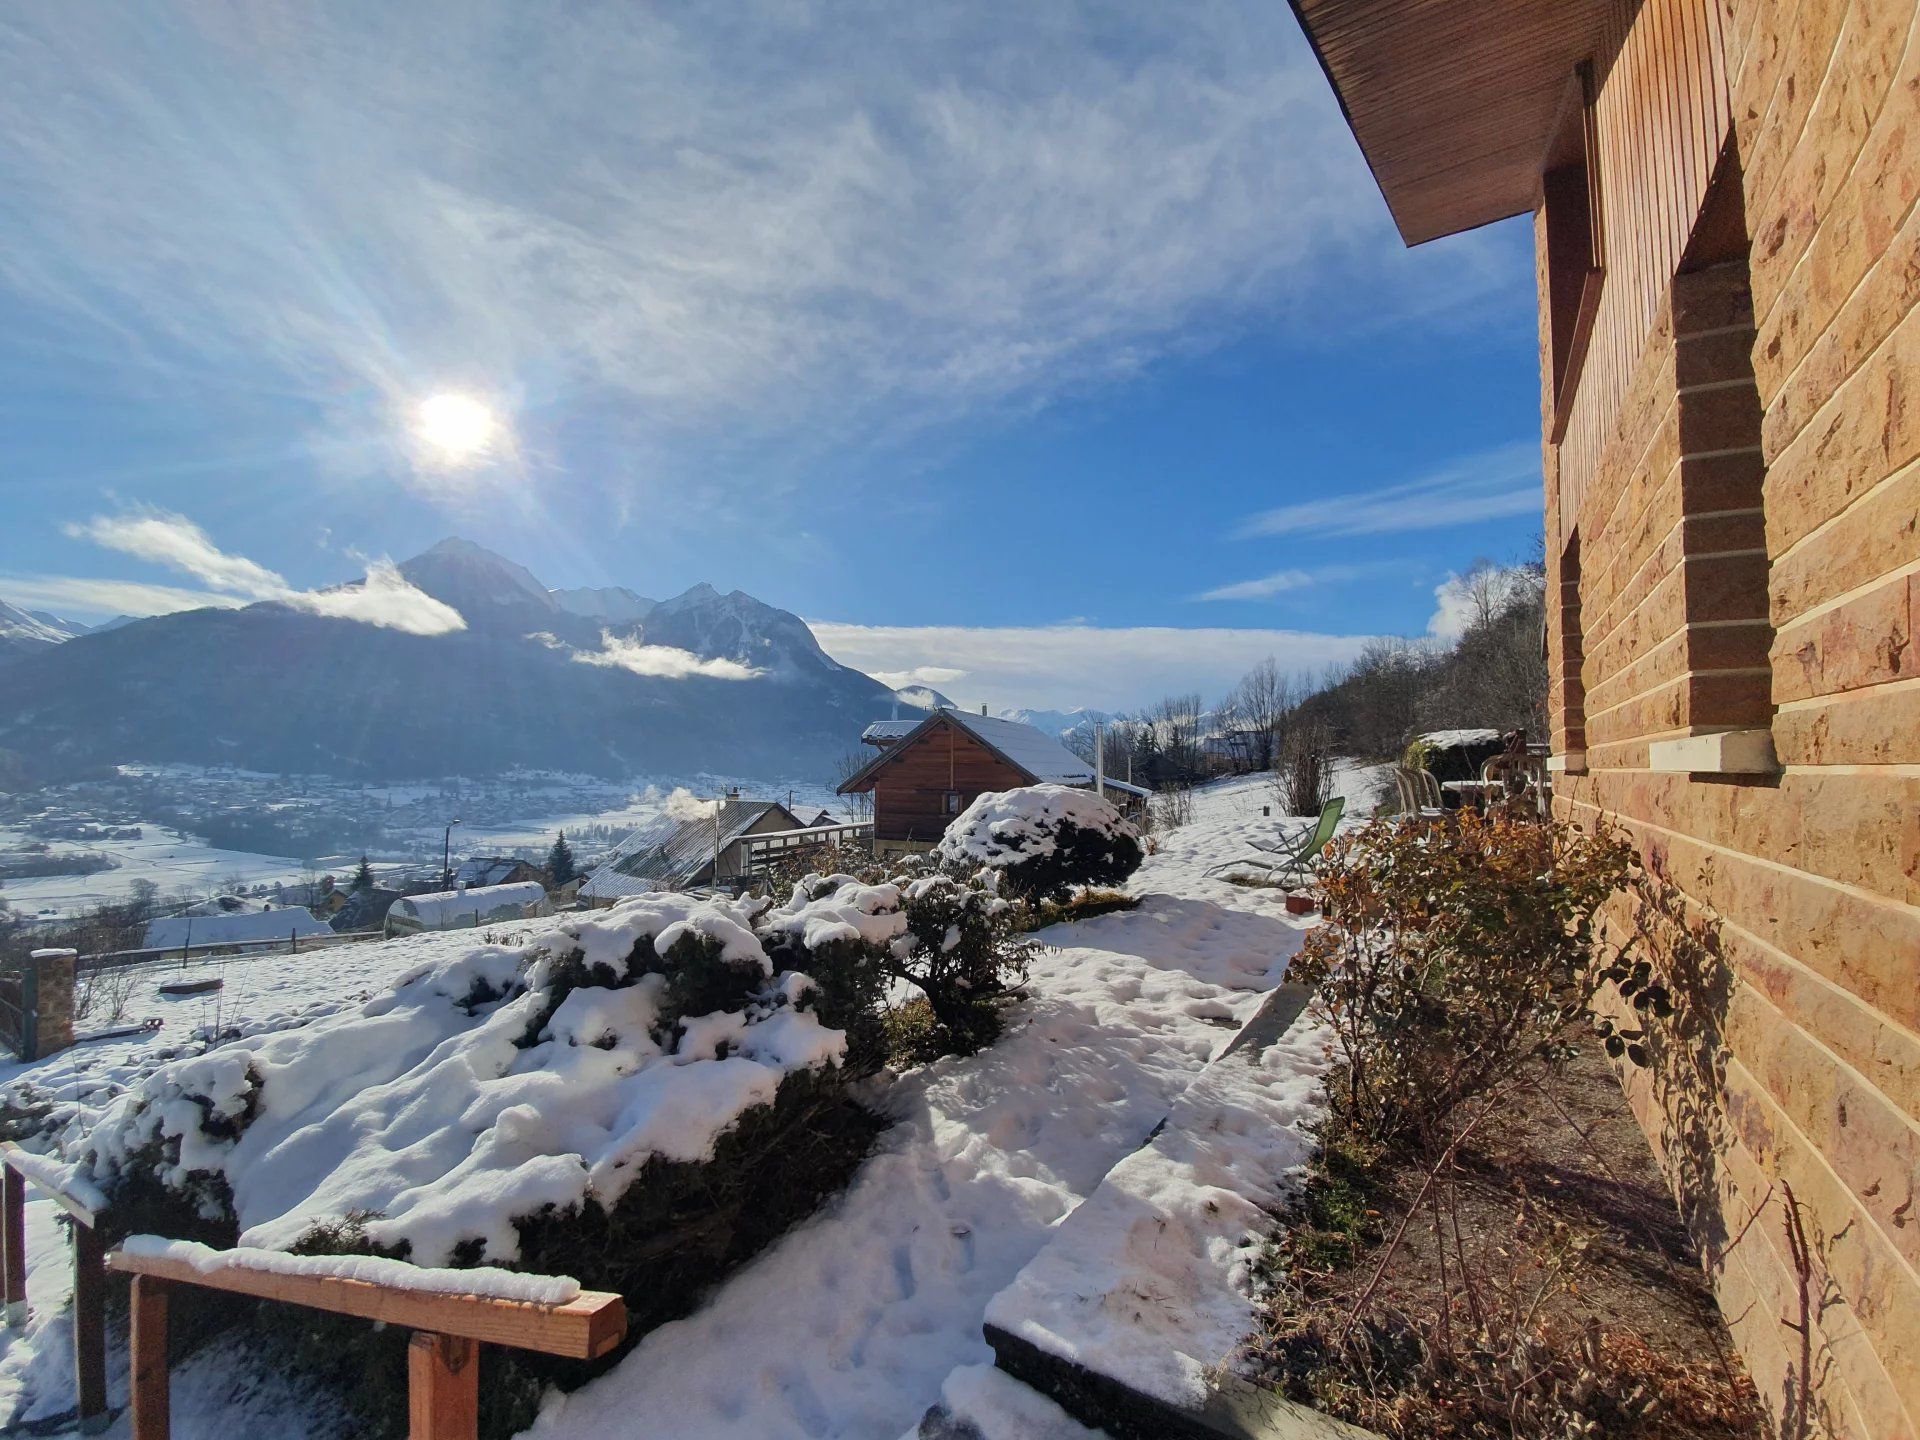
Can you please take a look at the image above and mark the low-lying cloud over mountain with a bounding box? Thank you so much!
[0,539,898,784]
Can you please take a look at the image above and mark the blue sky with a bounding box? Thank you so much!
[0,2,1544,713]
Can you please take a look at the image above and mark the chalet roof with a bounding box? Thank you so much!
[861,720,919,745]
[586,799,801,891]
[838,709,1094,794]
[1288,0,1615,244]
[146,906,333,950]
[453,856,535,888]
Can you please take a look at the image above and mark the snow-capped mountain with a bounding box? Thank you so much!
[0,601,90,662]
[996,705,1117,738]
[0,540,899,784]
[552,585,656,624]
[396,537,557,619]
[895,684,958,710]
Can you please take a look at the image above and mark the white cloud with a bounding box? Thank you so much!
[290,560,466,636]
[1191,561,1396,602]
[1235,442,1542,540]
[0,4,1521,494]
[65,507,465,635]
[573,632,763,681]
[0,575,242,620]
[1426,564,1544,642]
[810,619,1376,712]
[870,664,969,690]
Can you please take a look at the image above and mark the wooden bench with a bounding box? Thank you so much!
[107,1242,626,1440]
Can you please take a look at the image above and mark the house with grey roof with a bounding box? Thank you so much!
[579,796,808,904]
[840,706,1148,858]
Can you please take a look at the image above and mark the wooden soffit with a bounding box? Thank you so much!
[1290,0,1621,246]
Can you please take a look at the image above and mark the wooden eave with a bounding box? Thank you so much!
[835,711,1038,795]
[1288,0,1618,245]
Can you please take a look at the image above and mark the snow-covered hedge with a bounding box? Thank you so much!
[758,870,1036,1068]
[78,894,848,1266]
[937,784,1144,903]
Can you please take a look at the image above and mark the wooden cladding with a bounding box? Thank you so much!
[1555,0,1735,539]
[1288,0,1616,244]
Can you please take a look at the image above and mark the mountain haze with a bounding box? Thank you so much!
[0,540,898,785]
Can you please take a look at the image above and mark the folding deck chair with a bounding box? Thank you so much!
[1207,795,1345,887]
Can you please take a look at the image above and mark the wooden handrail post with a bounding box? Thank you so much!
[409,1331,479,1440]
[130,1273,170,1440]
[73,1220,109,1432]
[2,1161,25,1326]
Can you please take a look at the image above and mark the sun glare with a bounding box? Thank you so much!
[415,392,496,462]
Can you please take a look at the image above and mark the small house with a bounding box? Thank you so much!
[452,856,543,889]
[328,886,401,935]
[384,881,549,937]
[579,797,806,904]
[838,707,1144,858]
[145,903,333,953]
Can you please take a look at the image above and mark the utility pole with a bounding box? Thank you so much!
[443,818,463,891]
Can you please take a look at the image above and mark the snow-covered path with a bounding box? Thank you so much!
[523,775,1331,1440]
[0,771,1382,1438]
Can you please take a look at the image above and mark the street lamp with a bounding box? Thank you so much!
[443,819,463,890]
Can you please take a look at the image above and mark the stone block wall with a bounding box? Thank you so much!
[1542,2,1920,1436]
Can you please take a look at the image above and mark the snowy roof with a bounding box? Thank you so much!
[146,907,333,949]
[946,710,1095,784]
[861,720,920,744]
[390,882,547,927]
[453,856,536,888]
[579,869,656,901]
[1416,728,1503,749]
[1101,778,1152,798]
[840,708,1096,792]
[586,799,800,891]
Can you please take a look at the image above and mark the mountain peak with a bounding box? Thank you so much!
[399,537,555,614]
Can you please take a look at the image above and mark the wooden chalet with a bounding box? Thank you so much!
[840,707,1145,857]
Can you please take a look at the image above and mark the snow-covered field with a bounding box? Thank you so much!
[0,770,1380,1438]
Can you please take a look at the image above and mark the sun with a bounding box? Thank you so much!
[414,392,496,462]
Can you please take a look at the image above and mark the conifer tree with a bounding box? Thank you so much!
[546,832,577,887]
[352,855,376,892]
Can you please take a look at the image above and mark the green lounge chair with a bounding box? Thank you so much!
[1208,795,1345,887]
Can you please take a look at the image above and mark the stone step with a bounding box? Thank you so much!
[958,982,1381,1440]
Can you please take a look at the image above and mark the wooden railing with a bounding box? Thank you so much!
[1,1142,110,1433]
[108,1243,627,1440]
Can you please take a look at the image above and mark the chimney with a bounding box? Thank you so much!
[981,704,988,716]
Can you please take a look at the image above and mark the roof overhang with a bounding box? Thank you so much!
[1288,0,1618,245]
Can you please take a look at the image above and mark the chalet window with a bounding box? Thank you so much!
[1544,61,1605,440]
[943,791,961,815]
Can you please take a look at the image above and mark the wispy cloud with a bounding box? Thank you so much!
[870,664,969,690]
[810,619,1375,712]
[1234,442,1542,540]
[573,632,762,681]
[65,508,465,635]
[0,4,1520,494]
[0,574,241,620]
[1192,561,1398,603]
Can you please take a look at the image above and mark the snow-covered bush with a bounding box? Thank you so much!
[757,870,1036,1067]
[79,894,849,1265]
[894,872,1037,1055]
[758,874,906,1074]
[937,784,1143,903]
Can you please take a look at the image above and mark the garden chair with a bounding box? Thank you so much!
[1393,766,1447,819]
[1207,796,1345,887]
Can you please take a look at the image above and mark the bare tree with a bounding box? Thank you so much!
[832,750,874,822]
[1227,657,1293,771]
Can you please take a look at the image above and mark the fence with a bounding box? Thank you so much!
[2,1143,110,1434]
[108,1244,625,1440]
[737,821,874,876]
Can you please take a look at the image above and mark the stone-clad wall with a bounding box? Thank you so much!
[1543,2,1919,1436]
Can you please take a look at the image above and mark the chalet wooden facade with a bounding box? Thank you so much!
[1290,3,1919,1435]
[839,708,1141,857]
